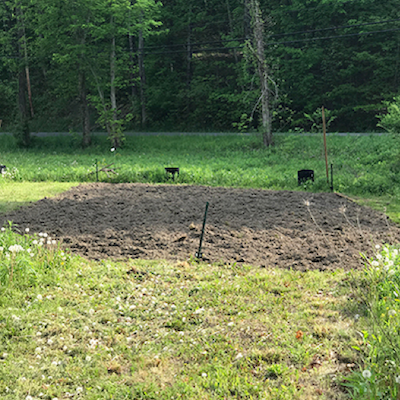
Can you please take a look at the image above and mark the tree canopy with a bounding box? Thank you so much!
[0,0,399,145]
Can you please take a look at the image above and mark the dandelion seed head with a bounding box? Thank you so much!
[362,370,372,378]
[371,261,379,267]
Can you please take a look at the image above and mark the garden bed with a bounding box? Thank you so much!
[2,183,399,270]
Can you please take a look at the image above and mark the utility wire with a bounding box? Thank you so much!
[143,17,400,51]
[272,17,400,37]
[142,27,400,55]
[2,23,400,59]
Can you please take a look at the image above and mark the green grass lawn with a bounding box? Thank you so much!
[0,133,399,197]
[0,227,358,399]
[1,133,400,399]
[0,182,79,214]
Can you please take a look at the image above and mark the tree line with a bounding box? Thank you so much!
[0,0,399,147]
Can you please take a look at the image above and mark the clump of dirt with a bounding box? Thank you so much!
[2,183,399,270]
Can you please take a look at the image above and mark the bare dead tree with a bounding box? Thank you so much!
[245,0,274,147]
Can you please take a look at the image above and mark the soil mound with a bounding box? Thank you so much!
[2,183,399,270]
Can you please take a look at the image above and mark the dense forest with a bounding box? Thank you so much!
[1,0,400,146]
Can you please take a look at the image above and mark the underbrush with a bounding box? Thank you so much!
[344,245,400,399]
[0,226,359,399]
[0,223,72,289]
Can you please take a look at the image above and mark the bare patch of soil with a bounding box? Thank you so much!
[2,183,399,270]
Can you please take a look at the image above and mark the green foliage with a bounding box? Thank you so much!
[345,246,400,399]
[11,119,31,148]
[0,240,354,399]
[0,224,71,289]
[0,133,399,200]
[304,108,336,133]
[377,97,400,134]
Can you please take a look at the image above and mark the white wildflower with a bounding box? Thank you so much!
[375,244,381,249]
[201,372,207,377]
[9,244,24,253]
[362,370,372,378]
[389,310,396,316]
[395,375,400,383]
[235,352,244,360]
[371,261,379,267]
[25,228,29,233]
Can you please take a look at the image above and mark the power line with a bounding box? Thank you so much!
[143,17,400,52]
[142,27,400,55]
[271,17,400,38]
[267,27,400,46]
[2,24,399,59]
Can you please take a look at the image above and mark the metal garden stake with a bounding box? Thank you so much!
[95,159,99,182]
[196,202,209,259]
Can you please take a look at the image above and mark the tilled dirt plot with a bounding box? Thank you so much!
[2,183,399,270]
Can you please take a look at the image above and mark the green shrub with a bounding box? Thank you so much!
[377,97,400,133]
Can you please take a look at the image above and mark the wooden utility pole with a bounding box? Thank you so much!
[322,106,329,184]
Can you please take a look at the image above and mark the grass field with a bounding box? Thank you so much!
[1,132,400,220]
[0,227,358,400]
[1,133,400,399]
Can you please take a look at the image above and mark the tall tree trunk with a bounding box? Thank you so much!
[110,34,119,147]
[128,32,138,100]
[226,0,238,64]
[186,19,192,89]
[138,26,146,127]
[79,70,91,147]
[128,1,138,105]
[247,0,273,147]
[16,2,30,147]
[19,6,34,118]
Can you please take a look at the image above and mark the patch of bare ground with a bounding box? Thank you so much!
[2,183,399,270]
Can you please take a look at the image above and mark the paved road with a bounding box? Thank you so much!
[0,131,387,137]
